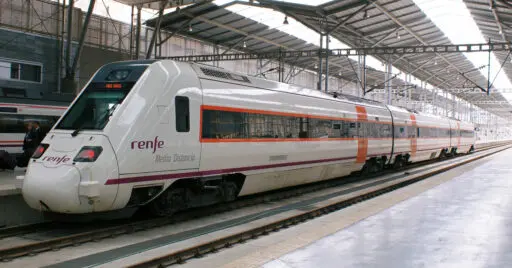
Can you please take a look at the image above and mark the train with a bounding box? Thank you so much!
[0,101,67,155]
[18,60,475,217]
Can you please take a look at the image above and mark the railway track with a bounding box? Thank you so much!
[0,142,509,263]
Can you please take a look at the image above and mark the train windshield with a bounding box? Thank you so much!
[55,84,131,130]
[56,61,153,131]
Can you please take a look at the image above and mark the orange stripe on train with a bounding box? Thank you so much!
[410,114,417,157]
[355,106,368,163]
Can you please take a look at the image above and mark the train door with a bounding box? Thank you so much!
[165,92,201,171]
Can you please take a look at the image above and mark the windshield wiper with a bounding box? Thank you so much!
[71,103,119,137]
[71,120,89,137]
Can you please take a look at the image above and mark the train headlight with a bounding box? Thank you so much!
[32,144,49,159]
[74,146,103,162]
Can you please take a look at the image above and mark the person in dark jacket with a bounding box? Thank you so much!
[32,121,43,145]
[19,122,39,167]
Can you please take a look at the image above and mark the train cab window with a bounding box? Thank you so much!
[175,96,189,132]
[56,63,150,131]
[56,89,128,130]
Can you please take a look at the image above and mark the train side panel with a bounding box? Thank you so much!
[197,68,392,196]
[459,121,476,153]
[0,103,65,154]
[414,113,451,162]
[387,105,414,163]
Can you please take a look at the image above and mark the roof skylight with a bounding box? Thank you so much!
[412,0,512,102]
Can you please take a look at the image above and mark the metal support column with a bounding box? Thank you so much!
[135,5,142,60]
[324,35,329,92]
[452,94,455,118]
[129,5,134,58]
[70,0,96,78]
[157,31,162,57]
[65,0,74,75]
[57,0,65,93]
[385,62,392,104]
[361,54,366,96]
[146,1,165,59]
[444,91,448,117]
[318,34,323,91]
[215,46,220,67]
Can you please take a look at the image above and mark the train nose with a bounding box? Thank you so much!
[21,163,96,214]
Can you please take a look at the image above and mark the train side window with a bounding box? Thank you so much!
[175,96,189,132]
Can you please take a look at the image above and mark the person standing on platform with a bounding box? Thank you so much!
[32,121,42,145]
[18,122,39,167]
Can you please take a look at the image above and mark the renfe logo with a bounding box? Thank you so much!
[131,136,164,153]
[42,155,71,165]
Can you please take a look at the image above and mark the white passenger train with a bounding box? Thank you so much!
[18,60,475,216]
[0,101,66,155]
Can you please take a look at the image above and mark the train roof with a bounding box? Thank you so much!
[120,59,471,124]
[186,61,389,109]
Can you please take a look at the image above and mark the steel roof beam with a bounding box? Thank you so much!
[323,1,368,16]
[371,27,402,47]
[214,26,269,44]
[327,3,369,34]
[178,10,289,49]
[489,0,508,41]
[371,1,490,91]
[161,43,512,61]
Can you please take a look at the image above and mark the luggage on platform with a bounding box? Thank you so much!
[0,150,16,170]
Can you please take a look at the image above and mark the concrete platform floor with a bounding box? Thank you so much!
[0,168,24,196]
[180,147,512,268]
[0,168,42,227]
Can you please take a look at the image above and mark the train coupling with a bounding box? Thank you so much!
[79,181,100,199]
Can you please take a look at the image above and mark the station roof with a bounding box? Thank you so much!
[145,0,512,119]
[113,0,205,10]
[145,1,405,91]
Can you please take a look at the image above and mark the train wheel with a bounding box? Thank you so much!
[439,149,447,159]
[148,188,186,217]
[360,163,370,177]
[393,156,404,170]
[223,181,238,202]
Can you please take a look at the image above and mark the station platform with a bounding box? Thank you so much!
[182,146,512,268]
[0,168,24,197]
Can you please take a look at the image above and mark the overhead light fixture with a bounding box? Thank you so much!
[396,31,400,39]
[189,23,192,32]
[283,16,289,25]
[434,59,438,65]
[243,41,247,48]
[364,10,369,19]
[314,63,318,69]
[499,29,503,34]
